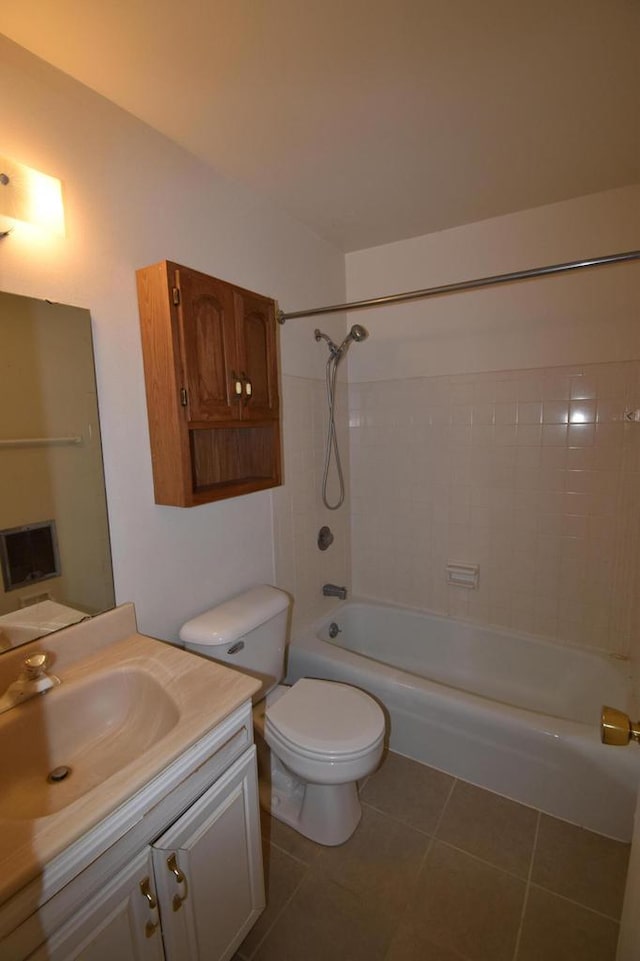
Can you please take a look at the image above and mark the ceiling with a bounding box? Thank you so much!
[2,0,639,252]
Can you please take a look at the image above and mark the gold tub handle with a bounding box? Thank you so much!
[601,706,640,746]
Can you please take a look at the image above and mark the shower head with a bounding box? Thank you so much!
[349,324,368,343]
[315,324,369,360]
[336,323,369,356]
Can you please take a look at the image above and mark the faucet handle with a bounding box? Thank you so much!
[24,652,50,679]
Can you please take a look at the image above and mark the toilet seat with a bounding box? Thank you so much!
[264,678,385,759]
[265,719,384,767]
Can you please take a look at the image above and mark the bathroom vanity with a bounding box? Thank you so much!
[0,605,264,961]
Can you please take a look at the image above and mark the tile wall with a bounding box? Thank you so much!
[273,374,351,632]
[349,360,640,656]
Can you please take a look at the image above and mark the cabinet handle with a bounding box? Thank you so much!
[231,370,243,397]
[241,371,252,404]
[139,877,160,938]
[167,853,189,911]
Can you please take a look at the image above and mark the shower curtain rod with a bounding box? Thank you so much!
[276,249,640,324]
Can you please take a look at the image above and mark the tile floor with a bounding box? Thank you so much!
[235,751,630,961]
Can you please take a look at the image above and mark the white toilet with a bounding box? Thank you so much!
[179,585,385,845]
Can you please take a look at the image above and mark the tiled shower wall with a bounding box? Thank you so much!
[349,360,640,656]
[273,374,351,632]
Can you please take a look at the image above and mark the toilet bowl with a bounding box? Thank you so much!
[254,679,385,845]
[179,586,386,845]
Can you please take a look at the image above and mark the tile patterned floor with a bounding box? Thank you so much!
[235,751,630,961]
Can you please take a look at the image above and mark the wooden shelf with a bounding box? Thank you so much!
[190,424,280,490]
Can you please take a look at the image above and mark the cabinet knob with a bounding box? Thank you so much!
[167,852,189,911]
[241,371,252,403]
[232,371,243,397]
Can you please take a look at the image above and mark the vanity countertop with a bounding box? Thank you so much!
[0,605,259,905]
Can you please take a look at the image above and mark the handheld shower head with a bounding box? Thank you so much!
[349,324,368,343]
[316,322,370,510]
[336,323,369,356]
[315,324,369,360]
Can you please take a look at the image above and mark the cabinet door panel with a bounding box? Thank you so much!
[235,291,279,421]
[152,747,264,961]
[27,849,164,961]
[177,268,239,423]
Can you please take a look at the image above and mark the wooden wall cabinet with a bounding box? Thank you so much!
[136,262,282,506]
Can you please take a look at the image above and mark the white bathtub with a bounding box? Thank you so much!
[286,600,639,840]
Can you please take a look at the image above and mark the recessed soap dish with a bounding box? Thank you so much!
[446,563,479,589]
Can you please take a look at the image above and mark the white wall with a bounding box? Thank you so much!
[345,189,640,655]
[346,187,640,382]
[0,37,347,641]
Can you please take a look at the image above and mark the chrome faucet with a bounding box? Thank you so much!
[322,584,348,600]
[0,651,60,714]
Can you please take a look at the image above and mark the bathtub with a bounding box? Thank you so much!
[286,599,639,840]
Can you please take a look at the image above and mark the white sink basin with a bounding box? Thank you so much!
[0,606,261,907]
[0,667,180,820]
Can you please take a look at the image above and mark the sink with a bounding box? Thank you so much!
[0,608,261,908]
[0,667,180,820]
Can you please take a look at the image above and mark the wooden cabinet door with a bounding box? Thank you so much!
[234,290,279,422]
[175,267,240,424]
[152,747,264,961]
[27,849,164,961]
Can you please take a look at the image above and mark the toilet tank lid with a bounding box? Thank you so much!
[179,585,289,647]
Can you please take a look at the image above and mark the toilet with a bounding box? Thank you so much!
[179,585,385,845]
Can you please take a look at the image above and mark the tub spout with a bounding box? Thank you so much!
[322,584,347,600]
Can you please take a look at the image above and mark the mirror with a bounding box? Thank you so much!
[0,292,114,650]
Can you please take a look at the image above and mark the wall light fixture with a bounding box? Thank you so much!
[0,155,65,237]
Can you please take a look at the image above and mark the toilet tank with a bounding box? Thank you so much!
[179,585,290,698]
